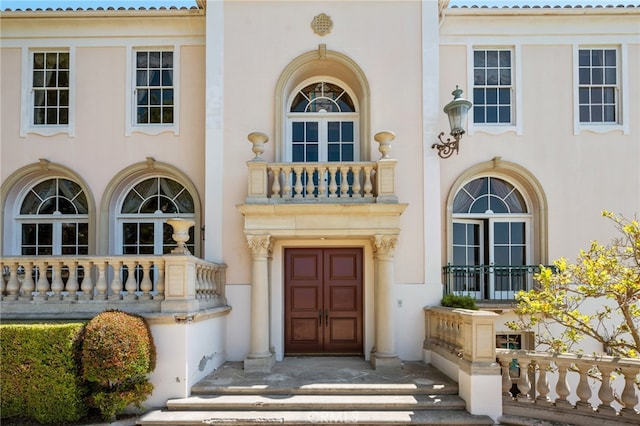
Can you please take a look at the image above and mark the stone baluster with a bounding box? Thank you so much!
[596,365,617,415]
[207,267,216,299]
[340,166,350,198]
[65,261,79,300]
[305,167,315,197]
[317,166,327,197]
[328,165,338,197]
[293,165,304,198]
[34,261,49,301]
[5,262,20,300]
[554,361,572,408]
[139,261,153,299]
[499,358,514,397]
[363,165,373,197]
[455,317,464,353]
[574,362,593,412]
[80,260,94,300]
[352,165,362,197]
[282,168,292,199]
[124,261,138,299]
[535,359,551,403]
[20,262,35,300]
[94,261,108,300]
[270,166,281,198]
[195,264,204,299]
[517,357,532,401]
[154,262,165,300]
[619,366,639,417]
[50,261,65,300]
[109,260,123,300]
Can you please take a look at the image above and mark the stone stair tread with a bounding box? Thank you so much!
[167,393,466,410]
[191,382,459,395]
[138,409,495,425]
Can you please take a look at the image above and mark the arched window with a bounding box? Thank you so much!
[18,178,89,255]
[117,177,195,255]
[451,176,532,300]
[286,79,359,162]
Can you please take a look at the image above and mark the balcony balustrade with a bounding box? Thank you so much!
[497,350,640,422]
[244,131,398,204]
[0,254,227,319]
[442,264,555,302]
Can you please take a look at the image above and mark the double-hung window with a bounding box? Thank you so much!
[135,50,174,125]
[472,49,513,125]
[24,49,73,136]
[578,47,618,124]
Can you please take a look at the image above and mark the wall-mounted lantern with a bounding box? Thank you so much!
[432,86,472,159]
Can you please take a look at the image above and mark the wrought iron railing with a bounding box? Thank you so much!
[442,264,555,302]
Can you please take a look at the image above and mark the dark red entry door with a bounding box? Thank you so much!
[285,248,363,355]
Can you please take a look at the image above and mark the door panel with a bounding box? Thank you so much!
[285,248,363,355]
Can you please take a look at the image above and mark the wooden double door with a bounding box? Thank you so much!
[285,248,363,355]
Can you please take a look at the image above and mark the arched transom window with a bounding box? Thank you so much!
[117,177,195,255]
[18,178,89,255]
[451,176,531,300]
[287,80,358,162]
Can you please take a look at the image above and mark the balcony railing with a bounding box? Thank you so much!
[0,255,227,319]
[442,264,555,302]
[244,131,399,204]
[497,350,639,422]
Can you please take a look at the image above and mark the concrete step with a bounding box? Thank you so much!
[166,393,466,411]
[138,409,495,425]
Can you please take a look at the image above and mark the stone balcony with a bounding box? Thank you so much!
[244,131,399,205]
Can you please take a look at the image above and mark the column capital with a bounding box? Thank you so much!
[246,234,272,256]
[372,234,398,256]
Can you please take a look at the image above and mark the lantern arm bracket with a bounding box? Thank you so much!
[432,131,460,159]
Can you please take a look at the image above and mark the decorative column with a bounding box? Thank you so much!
[244,234,275,371]
[371,234,401,369]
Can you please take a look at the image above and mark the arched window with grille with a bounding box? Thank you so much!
[451,176,531,300]
[18,178,89,255]
[116,177,195,255]
[286,79,359,163]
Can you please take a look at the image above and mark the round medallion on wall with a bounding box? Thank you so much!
[311,13,333,36]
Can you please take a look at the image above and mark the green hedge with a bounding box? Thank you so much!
[0,323,87,424]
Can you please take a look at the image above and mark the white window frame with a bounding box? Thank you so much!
[21,47,76,137]
[573,44,628,135]
[285,77,360,162]
[125,45,180,136]
[467,45,522,136]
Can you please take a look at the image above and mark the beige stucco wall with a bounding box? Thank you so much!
[221,1,427,287]
[439,10,640,267]
[0,12,206,256]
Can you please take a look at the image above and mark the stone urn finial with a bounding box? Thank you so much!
[167,218,195,255]
[248,132,269,160]
[374,131,396,159]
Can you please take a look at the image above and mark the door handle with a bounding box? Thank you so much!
[319,309,322,326]
[325,309,329,326]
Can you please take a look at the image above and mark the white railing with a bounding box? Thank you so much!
[244,131,399,204]
[424,307,640,424]
[0,255,227,317]
[497,350,640,421]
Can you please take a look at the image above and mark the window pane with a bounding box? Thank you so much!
[162,70,173,86]
[163,107,173,123]
[486,106,497,123]
[150,89,161,105]
[473,88,485,104]
[137,70,147,86]
[34,52,45,69]
[137,89,148,105]
[511,246,525,265]
[149,51,160,67]
[511,222,525,244]
[137,52,147,67]
[162,51,173,68]
[499,69,511,85]
[342,144,354,161]
[306,122,318,142]
[22,224,36,245]
[591,68,603,85]
[490,197,508,213]
[604,105,615,122]
[453,246,466,265]
[591,105,603,122]
[453,223,466,245]
[292,144,304,162]
[59,90,69,106]
[474,69,485,85]
[498,107,510,123]
[306,144,318,162]
[58,71,69,87]
[33,71,44,87]
[328,121,340,142]
[498,88,510,104]
[499,50,511,67]
[487,50,498,67]
[38,223,53,245]
[58,198,76,214]
[470,196,488,213]
[137,108,148,124]
[474,50,485,67]
[292,122,304,142]
[139,223,154,244]
[494,246,509,265]
[591,88,602,103]
[486,89,497,104]
[123,223,138,244]
[579,105,590,122]
[149,107,161,123]
[149,70,160,86]
[486,68,498,85]
[328,144,340,161]
[474,106,484,123]
[591,50,603,66]
[604,49,616,66]
[342,122,354,142]
[605,68,616,85]
[579,88,589,104]
[494,222,509,244]
[578,49,590,66]
[579,68,590,85]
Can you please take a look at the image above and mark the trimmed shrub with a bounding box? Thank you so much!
[0,323,87,424]
[81,310,156,421]
[441,294,478,310]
